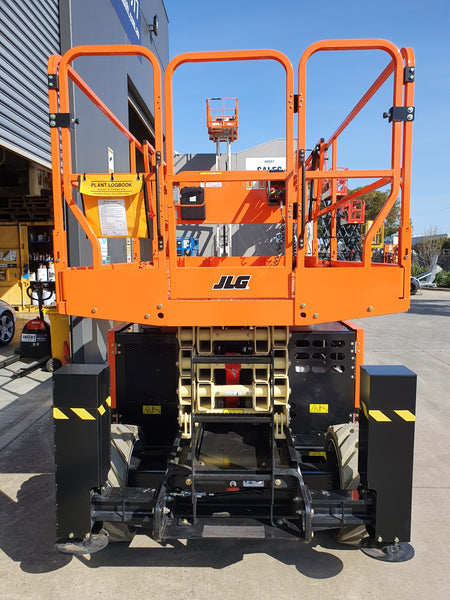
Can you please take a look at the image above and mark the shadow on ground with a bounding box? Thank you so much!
[0,465,354,577]
[409,296,450,317]
[0,474,72,573]
[79,530,350,578]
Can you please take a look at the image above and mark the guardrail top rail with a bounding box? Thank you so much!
[48,40,414,327]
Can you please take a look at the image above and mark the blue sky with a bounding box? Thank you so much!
[165,0,450,234]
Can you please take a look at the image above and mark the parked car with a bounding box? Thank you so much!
[0,299,16,345]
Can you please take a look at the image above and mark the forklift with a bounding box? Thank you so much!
[48,40,416,562]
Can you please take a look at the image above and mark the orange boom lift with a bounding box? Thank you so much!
[49,41,417,562]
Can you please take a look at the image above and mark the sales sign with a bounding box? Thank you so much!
[245,157,286,172]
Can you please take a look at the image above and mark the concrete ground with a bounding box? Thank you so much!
[0,291,449,600]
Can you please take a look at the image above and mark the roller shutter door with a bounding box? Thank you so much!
[0,0,60,167]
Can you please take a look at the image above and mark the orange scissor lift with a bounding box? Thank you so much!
[49,41,417,561]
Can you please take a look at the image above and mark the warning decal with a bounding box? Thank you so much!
[309,404,329,414]
[143,405,162,415]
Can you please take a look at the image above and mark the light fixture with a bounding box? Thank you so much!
[148,15,158,36]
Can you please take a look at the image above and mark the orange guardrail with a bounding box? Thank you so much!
[48,40,414,327]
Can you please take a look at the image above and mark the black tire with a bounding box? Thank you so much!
[410,278,419,295]
[325,423,367,545]
[46,358,62,372]
[101,424,141,542]
[0,312,15,345]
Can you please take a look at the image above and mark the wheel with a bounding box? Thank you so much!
[101,424,142,542]
[0,312,15,345]
[46,358,62,372]
[410,278,419,295]
[325,423,367,545]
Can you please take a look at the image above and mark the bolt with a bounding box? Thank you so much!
[275,479,282,487]
[409,75,414,80]
[50,120,56,127]
[404,255,409,259]
[91,308,97,313]
[230,481,237,487]
[407,114,413,121]
[185,478,192,486]
[50,113,56,119]
[157,304,163,309]
[68,533,74,539]
[144,314,150,319]
[407,107,413,113]
[368,306,374,312]
[55,258,60,263]
[377,536,383,543]
[85,533,91,539]
[301,303,306,308]
[394,537,399,543]
[313,313,319,319]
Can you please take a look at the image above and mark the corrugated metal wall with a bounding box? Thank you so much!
[0,0,60,167]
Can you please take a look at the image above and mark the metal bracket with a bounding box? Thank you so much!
[383,107,415,123]
[48,73,59,90]
[404,66,415,83]
[49,113,79,128]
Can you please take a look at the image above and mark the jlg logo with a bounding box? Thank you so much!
[212,275,251,290]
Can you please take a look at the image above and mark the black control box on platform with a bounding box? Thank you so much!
[180,187,205,220]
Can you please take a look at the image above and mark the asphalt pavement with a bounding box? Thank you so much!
[0,290,449,600]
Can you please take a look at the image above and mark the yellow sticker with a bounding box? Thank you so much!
[223,409,244,414]
[79,174,142,197]
[394,410,415,422]
[309,404,329,414]
[369,410,391,422]
[71,408,96,420]
[53,407,69,420]
[143,405,161,415]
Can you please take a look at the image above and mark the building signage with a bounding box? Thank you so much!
[110,0,141,44]
[245,157,286,172]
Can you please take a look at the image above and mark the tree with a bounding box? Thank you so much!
[413,226,445,267]
[349,188,401,236]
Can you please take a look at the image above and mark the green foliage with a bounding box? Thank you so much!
[411,262,426,277]
[435,270,450,288]
[348,188,400,236]
[441,238,450,250]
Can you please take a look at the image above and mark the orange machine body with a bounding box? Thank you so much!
[48,41,415,329]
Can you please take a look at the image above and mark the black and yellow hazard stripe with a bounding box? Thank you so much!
[53,396,111,420]
[361,402,415,422]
